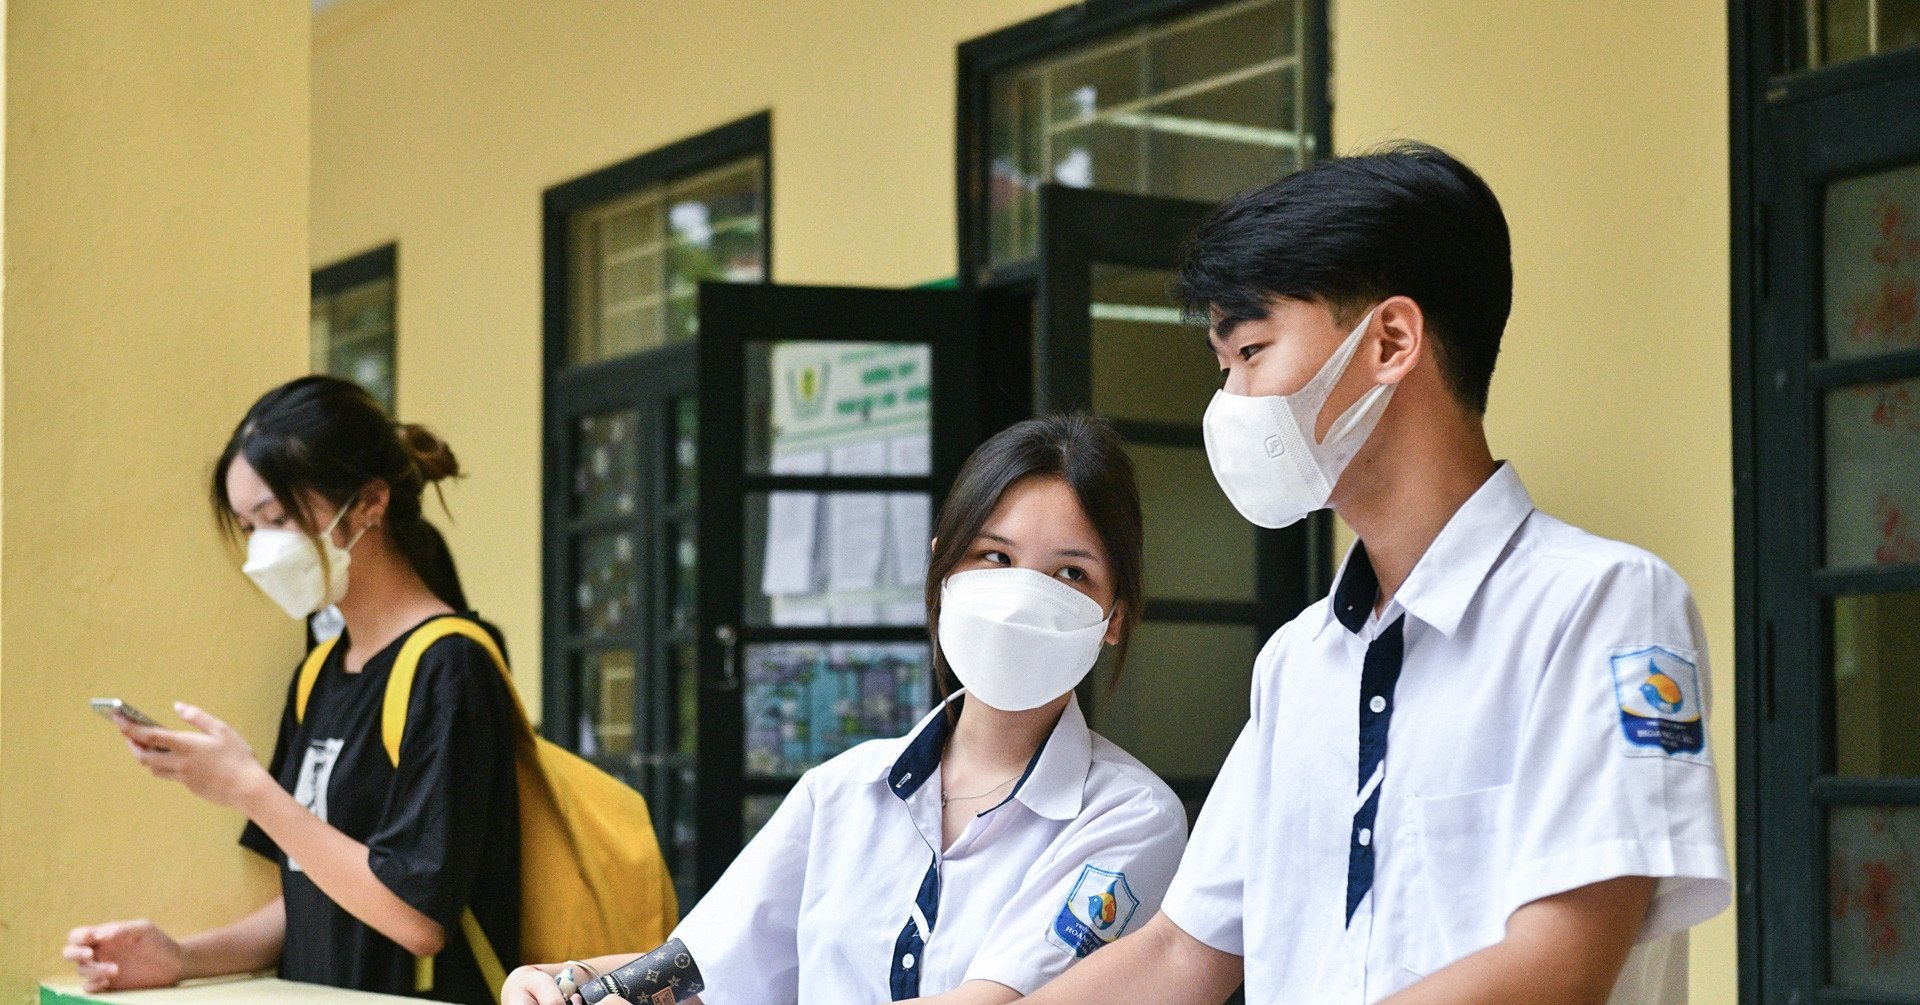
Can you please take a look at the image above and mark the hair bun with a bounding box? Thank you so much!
[398,423,461,483]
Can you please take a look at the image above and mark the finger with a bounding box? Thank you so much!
[120,723,180,754]
[173,702,229,737]
[61,944,94,963]
[68,924,100,945]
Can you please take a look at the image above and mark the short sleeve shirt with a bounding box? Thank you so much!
[1159,464,1731,1003]
[241,614,521,1005]
[672,692,1188,1004]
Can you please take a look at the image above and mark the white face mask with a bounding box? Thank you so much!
[937,567,1112,712]
[242,500,365,620]
[1202,308,1394,529]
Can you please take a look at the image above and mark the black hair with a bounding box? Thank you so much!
[925,413,1145,695]
[1173,140,1513,413]
[211,375,468,611]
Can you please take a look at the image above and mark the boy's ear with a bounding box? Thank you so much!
[1372,295,1425,385]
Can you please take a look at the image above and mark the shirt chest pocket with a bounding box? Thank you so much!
[1394,783,1514,979]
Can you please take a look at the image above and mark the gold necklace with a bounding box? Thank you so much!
[942,770,1023,808]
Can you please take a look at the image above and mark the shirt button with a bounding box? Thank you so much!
[1358,827,1372,847]
[1369,695,1387,713]
[902,953,916,970]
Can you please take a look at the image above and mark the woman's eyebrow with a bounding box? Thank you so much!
[1055,547,1102,562]
[978,531,1016,546]
[246,497,277,516]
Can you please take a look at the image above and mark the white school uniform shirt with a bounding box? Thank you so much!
[672,690,1187,1004]
[1160,463,1731,1004]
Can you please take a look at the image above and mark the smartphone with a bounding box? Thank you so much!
[90,698,161,728]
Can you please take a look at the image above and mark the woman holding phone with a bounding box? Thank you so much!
[65,375,519,1005]
[503,414,1188,1005]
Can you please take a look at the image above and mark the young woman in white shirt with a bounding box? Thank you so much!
[503,413,1188,1005]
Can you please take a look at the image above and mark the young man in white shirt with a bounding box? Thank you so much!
[1017,142,1730,1004]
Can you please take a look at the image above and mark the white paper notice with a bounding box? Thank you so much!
[882,601,926,627]
[887,433,932,476]
[830,440,887,476]
[772,601,831,628]
[830,603,881,627]
[760,450,828,598]
[826,494,887,592]
[888,493,931,588]
[825,439,888,593]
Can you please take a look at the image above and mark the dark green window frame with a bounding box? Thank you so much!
[310,243,398,414]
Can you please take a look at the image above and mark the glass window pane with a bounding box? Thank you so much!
[743,794,785,845]
[1089,264,1214,423]
[742,642,931,777]
[312,273,396,414]
[574,409,640,521]
[745,340,932,476]
[1833,590,1920,775]
[670,394,698,506]
[1133,443,1259,603]
[1824,160,1920,360]
[1784,0,1920,73]
[988,70,1045,269]
[1145,67,1300,202]
[1829,805,1920,991]
[985,0,1306,269]
[574,649,636,758]
[665,159,765,344]
[329,338,395,417]
[1149,0,1295,93]
[1824,378,1920,568]
[575,530,640,636]
[332,277,395,345]
[667,519,697,633]
[1090,620,1258,779]
[568,190,665,364]
[310,298,332,374]
[744,490,929,629]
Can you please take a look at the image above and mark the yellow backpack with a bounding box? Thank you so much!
[295,615,679,997]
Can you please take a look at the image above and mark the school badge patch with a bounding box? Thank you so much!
[1049,865,1140,958]
[1609,645,1707,760]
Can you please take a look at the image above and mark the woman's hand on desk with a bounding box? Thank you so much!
[118,703,272,809]
[62,919,185,992]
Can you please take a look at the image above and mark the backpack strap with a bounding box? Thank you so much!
[293,636,341,724]
[382,615,510,767]
[381,615,513,999]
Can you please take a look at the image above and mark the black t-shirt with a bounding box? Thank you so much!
[241,614,520,1005]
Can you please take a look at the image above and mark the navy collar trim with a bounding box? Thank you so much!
[889,696,959,800]
[1332,542,1381,634]
[885,694,1056,815]
[977,727,1052,816]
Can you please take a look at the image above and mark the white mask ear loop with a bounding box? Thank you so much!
[1297,308,1379,447]
[325,495,367,552]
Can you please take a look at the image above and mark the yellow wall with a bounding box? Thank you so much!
[1331,2,1737,1000]
[315,0,1740,999]
[0,2,309,999]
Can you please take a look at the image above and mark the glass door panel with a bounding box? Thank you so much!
[696,282,978,893]
[1038,185,1328,816]
[544,342,703,911]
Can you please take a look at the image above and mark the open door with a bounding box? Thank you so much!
[693,282,980,894]
[1036,184,1331,820]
